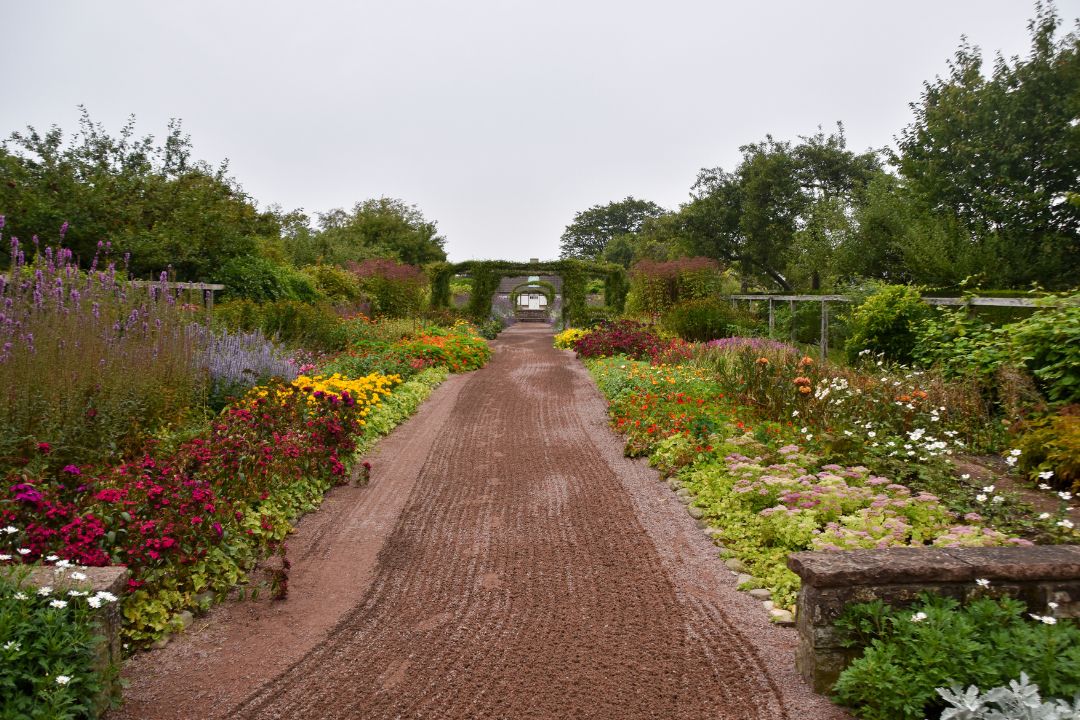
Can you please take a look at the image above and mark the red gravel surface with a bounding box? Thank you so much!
[112,324,848,720]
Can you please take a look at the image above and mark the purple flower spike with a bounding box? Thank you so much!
[59,221,69,239]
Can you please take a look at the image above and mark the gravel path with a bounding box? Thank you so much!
[113,324,848,720]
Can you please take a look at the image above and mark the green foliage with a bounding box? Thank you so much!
[845,285,932,364]
[314,197,446,266]
[661,299,757,341]
[0,110,283,281]
[350,258,428,318]
[301,264,363,305]
[213,300,346,351]
[833,594,1080,720]
[431,259,625,326]
[559,196,667,260]
[1017,412,1080,492]
[896,5,1080,290]
[1010,299,1080,405]
[0,571,111,719]
[625,257,727,316]
[213,255,320,303]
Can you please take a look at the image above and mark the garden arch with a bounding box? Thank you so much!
[429,259,627,325]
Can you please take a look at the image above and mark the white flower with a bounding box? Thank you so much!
[1005,456,1017,467]
[976,578,991,587]
[44,554,58,562]
[1049,602,1059,610]
[1059,492,1073,501]
[867,431,876,438]
[2,526,17,534]
[976,494,988,503]
[983,485,995,493]
[960,474,971,480]
[806,435,813,441]
[95,591,117,603]
[3,640,19,651]
[1057,519,1075,530]
[54,675,71,685]
[992,495,1005,504]
[67,590,87,597]
[87,596,102,609]
[0,554,10,561]
[1039,513,1052,520]
[800,427,808,434]
[12,592,27,600]
[16,548,30,556]
[69,572,87,581]
[910,611,928,623]
[1039,483,1052,490]
[1010,448,1022,457]
[54,559,71,569]
[791,410,799,417]
[1041,616,1058,625]
[1038,470,1055,480]
[36,586,52,596]
[49,599,68,609]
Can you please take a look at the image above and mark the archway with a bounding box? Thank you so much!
[429,259,627,326]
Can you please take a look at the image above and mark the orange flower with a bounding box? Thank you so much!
[793,376,812,387]
[798,356,814,367]
[798,385,811,394]
[756,357,770,365]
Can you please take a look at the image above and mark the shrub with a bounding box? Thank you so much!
[190,325,299,410]
[213,255,320,303]
[662,299,756,342]
[350,258,427,317]
[214,299,346,352]
[0,569,116,719]
[625,257,725,316]
[571,320,665,360]
[302,264,363,305]
[1009,298,1080,405]
[553,327,591,349]
[0,235,205,477]
[394,323,491,373]
[846,285,932,364]
[1016,410,1080,492]
[832,594,1080,720]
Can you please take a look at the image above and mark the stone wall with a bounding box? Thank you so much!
[787,545,1080,693]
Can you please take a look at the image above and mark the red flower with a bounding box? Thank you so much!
[37,442,51,454]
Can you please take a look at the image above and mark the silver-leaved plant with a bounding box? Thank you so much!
[936,674,1080,720]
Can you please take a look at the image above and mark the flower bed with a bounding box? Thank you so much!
[2,372,397,644]
[585,355,1076,610]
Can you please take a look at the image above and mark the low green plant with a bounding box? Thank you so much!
[1010,298,1080,405]
[350,367,448,458]
[846,285,932,365]
[214,299,347,351]
[661,299,757,342]
[213,255,321,303]
[936,674,1080,719]
[1016,411,1080,492]
[832,594,1080,720]
[0,570,115,719]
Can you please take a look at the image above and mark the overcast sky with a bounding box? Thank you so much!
[3,1,1070,262]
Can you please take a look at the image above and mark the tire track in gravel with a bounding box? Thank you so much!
[229,325,847,720]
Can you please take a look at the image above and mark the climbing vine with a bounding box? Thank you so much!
[509,280,557,308]
[428,259,626,325]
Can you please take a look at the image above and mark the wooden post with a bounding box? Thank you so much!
[820,301,829,362]
[768,298,775,339]
[206,289,214,313]
[789,300,796,343]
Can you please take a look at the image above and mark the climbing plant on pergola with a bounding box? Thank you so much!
[508,279,557,308]
[428,259,628,325]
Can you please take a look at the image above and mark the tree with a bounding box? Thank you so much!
[559,196,667,260]
[896,2,1080,288]
[314,197,446,266]
[0,109,281,280]
[684,127,880,291]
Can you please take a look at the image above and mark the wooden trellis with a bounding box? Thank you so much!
[727,294,1061,362]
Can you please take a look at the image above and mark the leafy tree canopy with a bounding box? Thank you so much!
[0,108,283,280]
[559,196,667,260]
[314,197,447,267]
[895,1,1080,288]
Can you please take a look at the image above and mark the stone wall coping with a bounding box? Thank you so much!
[2,564,129,594]
[788,545,1080,588]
